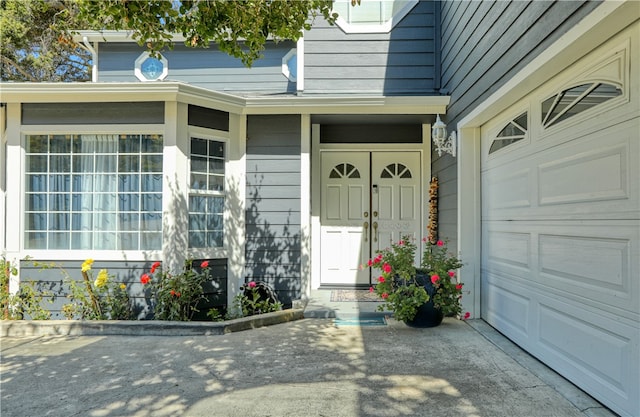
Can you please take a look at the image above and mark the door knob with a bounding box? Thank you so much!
[373,211,378,218]
[372,222,378,242]
[363,221,369,242]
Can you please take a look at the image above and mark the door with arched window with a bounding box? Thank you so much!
[320,151,421,286]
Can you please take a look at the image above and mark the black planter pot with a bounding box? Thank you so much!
[404,273,444,328]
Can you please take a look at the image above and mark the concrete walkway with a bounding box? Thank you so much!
[0,292,616,417]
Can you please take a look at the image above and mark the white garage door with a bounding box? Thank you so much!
[480,25,639,417]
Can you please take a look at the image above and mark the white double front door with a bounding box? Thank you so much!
[320,151,421,286]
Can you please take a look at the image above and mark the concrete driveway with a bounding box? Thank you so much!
[0,318,614,417]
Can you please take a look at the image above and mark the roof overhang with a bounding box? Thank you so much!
[73,30,188,43]
[0,82,450,116]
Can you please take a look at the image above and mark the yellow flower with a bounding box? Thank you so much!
[94,269,108,288]
[119,283,126,290]
[81,259,94,272]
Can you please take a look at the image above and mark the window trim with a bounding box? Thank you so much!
[332,0,418,34]
[20,125,165,257]
[282,48,297,82]
[186,127,229,259]
[134,52,169,82]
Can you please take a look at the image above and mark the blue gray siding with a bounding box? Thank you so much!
[245,115,301,306]
[304,0,438,95]
[98,42,296,94]
[22,102,164,125]
[19,259,227,320]
[440,0,602,121]
[432,0,602,246]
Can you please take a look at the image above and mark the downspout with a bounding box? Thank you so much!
[81,36,98,82]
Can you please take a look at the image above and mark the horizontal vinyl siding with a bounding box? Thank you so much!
[22,102,164,125]
[433,0,601,245]
[440,0,602,122]
[98,42,295,94]
[18,259,227,320]
[304,0,437,95]
[245,115,301,305]
[431,155,457,247]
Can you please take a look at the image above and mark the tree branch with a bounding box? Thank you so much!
[1,55,38,82]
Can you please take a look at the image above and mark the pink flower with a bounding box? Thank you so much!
[448,271,455,278]
[431,274,440,284]
[437,240,444,247]
[140,273,151,285]
[456,284,463,290]
[377,276,385,283]
[248,281,257,288]
[150,261,161,274]
[369,286,374,293]
[422,237,427,242]
[382,263,392,273]
[398,240,405,246]
[463,312,471,320]
[381,292,389,299]
[201,260,209,268]
[367,259,373,267]
[374,254,383,264]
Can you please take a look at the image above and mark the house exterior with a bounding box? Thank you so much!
[0,1,638,415]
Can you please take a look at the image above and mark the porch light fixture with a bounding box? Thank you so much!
[431,114,457,157]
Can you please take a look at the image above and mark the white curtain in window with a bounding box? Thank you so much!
[74,134,118,250]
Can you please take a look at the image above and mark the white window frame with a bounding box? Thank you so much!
[332,0,418,34]
[134,52,169,82]
[282,48,297,82]
[19,124,165,261]
[186,126,230,260]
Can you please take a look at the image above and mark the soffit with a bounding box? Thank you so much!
[0,82,450,116]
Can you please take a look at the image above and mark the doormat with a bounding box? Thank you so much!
[334,316,387,326]
[330,290,382,302]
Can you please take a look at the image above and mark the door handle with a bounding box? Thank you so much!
[363,221,369,242]
[372,222,378,242]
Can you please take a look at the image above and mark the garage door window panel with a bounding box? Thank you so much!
[489,112,528,155]
[542,82,622,128]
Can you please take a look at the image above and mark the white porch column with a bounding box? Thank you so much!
[226,113,247,307]
[457,126,481,319]
[4,103,21,293]
[310,123,321,289]
[0,105,6,253]
[300,114,311,296]
[162,101,189,273]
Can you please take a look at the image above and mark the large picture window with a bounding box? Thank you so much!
[24,134,163,250]
[188,137,225,248]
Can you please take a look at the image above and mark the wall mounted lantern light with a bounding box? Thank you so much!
[431,114,457,157]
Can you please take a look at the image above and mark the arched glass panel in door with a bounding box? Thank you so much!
[329,163,361,179]
[380,163,412,179]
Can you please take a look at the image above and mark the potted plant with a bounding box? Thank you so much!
[365,236,469,327]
